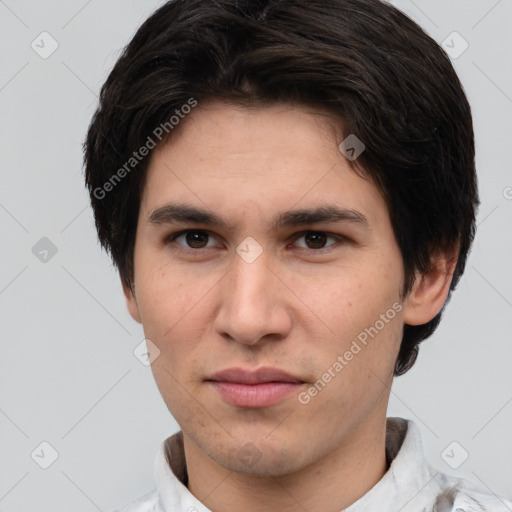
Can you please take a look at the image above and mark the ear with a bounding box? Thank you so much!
[122,278,142,324]
[402,245,459,326]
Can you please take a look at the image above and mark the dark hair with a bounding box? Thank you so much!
[84,0,479,376]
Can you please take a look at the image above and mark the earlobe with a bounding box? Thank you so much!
[402,248,458,326]
[122,279,143,324]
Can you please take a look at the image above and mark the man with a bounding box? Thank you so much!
[84,0,512,510]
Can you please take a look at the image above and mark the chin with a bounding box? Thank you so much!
[213,434,310,478]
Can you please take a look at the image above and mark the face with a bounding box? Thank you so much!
[125,102,413,477]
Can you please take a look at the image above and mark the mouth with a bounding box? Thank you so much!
[205,366,306,408]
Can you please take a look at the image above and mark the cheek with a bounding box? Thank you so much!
[299,259,403,394]
[308,311,402,424]
[303,260,401,335]
[134,256,220,361]
[135,258,190,340]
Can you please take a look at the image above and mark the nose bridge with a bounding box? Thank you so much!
[233,246,270,294]
[215,246,290,345]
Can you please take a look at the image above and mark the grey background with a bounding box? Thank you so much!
[1,0,511,510]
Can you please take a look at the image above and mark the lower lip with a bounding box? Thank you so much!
[208,381,304,408]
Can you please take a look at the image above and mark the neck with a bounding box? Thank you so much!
[183,418,389,512]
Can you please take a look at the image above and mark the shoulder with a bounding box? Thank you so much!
[107,489,159,512]
[431,474,512,512]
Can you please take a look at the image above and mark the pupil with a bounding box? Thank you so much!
[187,231,208,248]
[305,232,326,248]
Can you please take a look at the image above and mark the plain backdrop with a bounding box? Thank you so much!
[1,1,511,511]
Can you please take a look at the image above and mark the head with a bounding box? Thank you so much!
[84,0,478,477]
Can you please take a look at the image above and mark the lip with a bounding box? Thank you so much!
[206,367,306,408]
[207,366,304,384]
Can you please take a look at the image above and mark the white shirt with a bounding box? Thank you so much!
[112,417,512,512]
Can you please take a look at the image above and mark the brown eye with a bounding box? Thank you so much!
[303,232,328,249]
[292,231,339,251]
[168,230,217,250]
[184,231,209,248]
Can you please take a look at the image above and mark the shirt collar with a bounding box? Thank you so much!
[344,417,437,511]
[153,417,438,512]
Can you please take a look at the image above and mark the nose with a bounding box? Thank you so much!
[214,247,292,346]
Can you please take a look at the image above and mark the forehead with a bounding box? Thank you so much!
[139,102,388,230]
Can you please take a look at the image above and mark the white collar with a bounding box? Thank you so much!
[148,417,512,512]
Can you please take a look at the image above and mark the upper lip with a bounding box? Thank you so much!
[207,367,304,384]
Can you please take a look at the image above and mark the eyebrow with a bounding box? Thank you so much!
[148,203,369,231]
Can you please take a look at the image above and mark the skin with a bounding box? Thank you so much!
[123,102,456,512]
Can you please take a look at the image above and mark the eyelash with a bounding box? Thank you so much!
[164,229,346,255]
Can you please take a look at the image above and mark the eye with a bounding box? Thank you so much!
[167,230,219,250]
[165,229,345,255]
[292,231,342,251]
